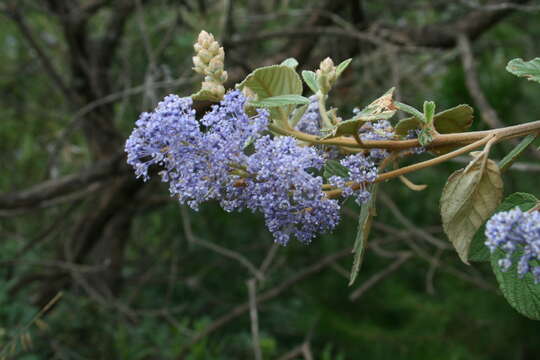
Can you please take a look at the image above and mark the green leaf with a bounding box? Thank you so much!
[506,58,540,83]
[336,58,352,77]
[498,134,538,172]
[395,104,473,136]
[440,155,503,263]
[423,101,436,125]
[349,184,378,286]
[492,249,540,320]
[191,89,222,102]
[323,160,349,180]
[302,70,319,93]
[433,104,474,134]
[395,101,425,123]
[238,65,303,121]
[469,192,539,262]
[488,193,540,319]
[281,57,299,69]
[249,94,310,108]
[323,88,396,138]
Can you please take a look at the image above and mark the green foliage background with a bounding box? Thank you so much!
[1,1,540,359]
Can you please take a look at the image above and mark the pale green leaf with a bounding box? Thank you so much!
[506,58,540,83]
[281,57,299,69]
[191,89,222,102]
[250,94,310,108]
[302,70,319,93]
[336,58,352,77]
[237,65,303,120]
[440,155,503,263]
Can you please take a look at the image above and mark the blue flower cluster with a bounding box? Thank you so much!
[245,136,340,244]
[329,153,377,205]
[485,207,540,283]
[358,120,395,161]
[295,95,321,135]
[125,91,268,211]
[126,91,344,245]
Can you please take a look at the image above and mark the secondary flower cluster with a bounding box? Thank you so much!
[485,207,540,283]
[295,95,321,135]
[126,90,382,245]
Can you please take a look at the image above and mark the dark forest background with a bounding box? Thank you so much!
[1,1,540,359]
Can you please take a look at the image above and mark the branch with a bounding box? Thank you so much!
[457,33,504,128]
[0,153,127,210]
[383,0,531,48]
[4,6,74,102]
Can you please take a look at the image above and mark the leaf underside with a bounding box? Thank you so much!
[440,156,503,263]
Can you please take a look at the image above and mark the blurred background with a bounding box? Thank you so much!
[1,0,540,359]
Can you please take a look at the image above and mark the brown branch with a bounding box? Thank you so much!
[0,153,126,210]
[383,0,531,48]
[457,33,504,128]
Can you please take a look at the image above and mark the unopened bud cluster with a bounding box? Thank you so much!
[316,57,337,94]
[193,31,228,98]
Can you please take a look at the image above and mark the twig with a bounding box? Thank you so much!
[349,253,412,301]
[247,279,263,360]
[457,33,504,129]
[180,206,264,281]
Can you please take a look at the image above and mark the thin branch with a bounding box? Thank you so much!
[180,206,264,281]
[0,153,126,210]
[349,253,412,301]
[247,279,263,360]
[457,33,504,129]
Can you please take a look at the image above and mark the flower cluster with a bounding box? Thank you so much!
[245,136,340,245]
[329,153,378,205]
[295,95,321,135]
[126,91,342,245]
[358,120,395,161]
[125,91,268,210]
[485,207,540,283]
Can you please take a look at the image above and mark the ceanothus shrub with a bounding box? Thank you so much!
[126,31,540,319]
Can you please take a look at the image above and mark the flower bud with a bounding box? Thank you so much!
[192,31,228,100]
[197,49,212,63]
[316,57,337,94]
[320,57,335,73]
